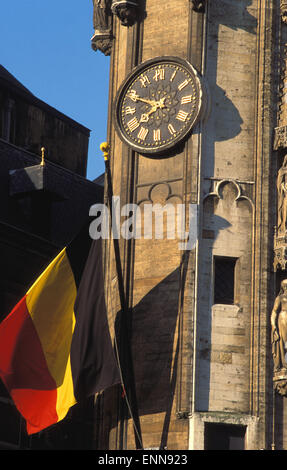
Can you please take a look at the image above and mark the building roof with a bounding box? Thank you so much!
[0,138,104,247]
[0,64,90,136]
[93,172,105,187]
[0,65,34,96]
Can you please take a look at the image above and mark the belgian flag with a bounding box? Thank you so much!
[0,226,121,435]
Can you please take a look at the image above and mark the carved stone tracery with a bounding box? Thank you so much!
[274,8,287,272]
[203,177,254,207]
[274,126,287,151]
[274,157,287,272]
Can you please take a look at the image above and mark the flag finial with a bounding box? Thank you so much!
[100,142,110,161]
[40,147,46,166]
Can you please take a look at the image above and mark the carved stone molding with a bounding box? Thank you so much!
[274,125,287,150]
[191,0,206,13]
[274,234,287,271]
[276,13,287,128]
[111,0,139,26]
[273,372,287,397]
[281,0,287,24]
[137,181,182,206]
[203,177,254,206]
[91,30,113,56]
[176,411,190,420]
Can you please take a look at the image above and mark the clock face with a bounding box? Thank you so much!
[114,57,203,155]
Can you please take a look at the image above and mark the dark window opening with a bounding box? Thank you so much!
[2,98,16,143]
[204,423,246,450]
[9,105,16,144]
[0,108,3,139]
[214,256,237,305]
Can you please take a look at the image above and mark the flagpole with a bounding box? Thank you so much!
[100,142,143,450]
[100,142,127,319]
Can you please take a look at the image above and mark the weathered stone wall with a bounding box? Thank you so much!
[197,182,253,413]
[98,0,278,450]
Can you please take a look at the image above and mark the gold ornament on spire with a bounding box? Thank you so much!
[40,147,46,166]
[100,142,110,161]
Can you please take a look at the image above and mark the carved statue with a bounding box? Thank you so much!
[93,0,112,31]
[277,155,287,234]
[271,280,287,374]
[91,0,113,56]
[271,280,287,395]
[111,0,138,26]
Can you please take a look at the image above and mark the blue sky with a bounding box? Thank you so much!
[0,0,110,181]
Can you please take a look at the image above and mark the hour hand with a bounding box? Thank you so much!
[139,105,157,122]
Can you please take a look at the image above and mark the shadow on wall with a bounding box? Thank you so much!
[99,211,232,447]
[97,265,186,449]
[211,0,257,34]
[203,0,257,175]
[94,194,237,448]
[125,268,180,415]
[210,84,243,142]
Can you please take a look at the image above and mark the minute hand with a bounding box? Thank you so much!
[133,95,158,106]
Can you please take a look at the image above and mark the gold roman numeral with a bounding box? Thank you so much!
[137,126,149,141]
[178,79,190,91]
[181,95,193,104]
[128,90,138,102]
[127,117,140,132]
[168,123,176,135]
[176,110,189,122]
[153,129,161,141]
[170,70,177,82]
[153,68,165,81]
[125,106,136,115]
[140,75,151,88]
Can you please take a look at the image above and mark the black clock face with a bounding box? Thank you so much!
[114,57,203,155]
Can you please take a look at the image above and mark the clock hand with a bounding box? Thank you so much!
[137,97,158,106]
[140,105,157,122]
[128,92,158,107]
[137,96,167,108]
[139,98,168,123]
[128,90,167,108]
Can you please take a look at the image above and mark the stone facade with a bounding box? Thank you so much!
[95,0,281,450]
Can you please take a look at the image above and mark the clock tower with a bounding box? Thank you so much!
[92,0,282,450]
